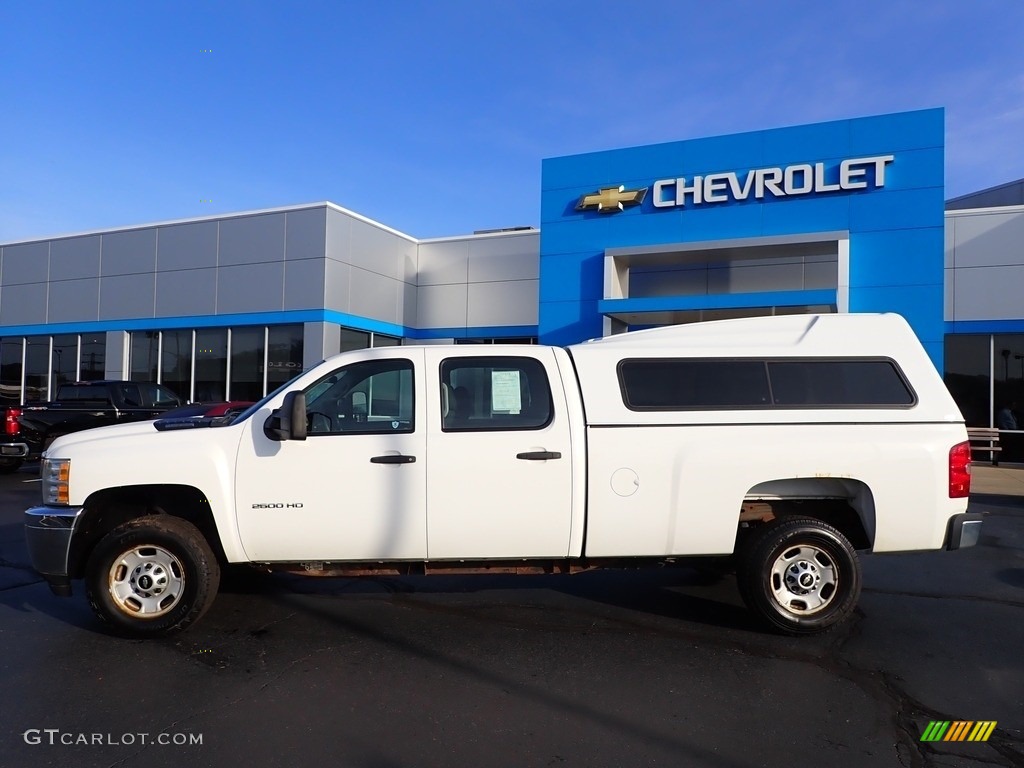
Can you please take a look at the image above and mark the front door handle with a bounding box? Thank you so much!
[370,454,417,464]
[516,451,562,461]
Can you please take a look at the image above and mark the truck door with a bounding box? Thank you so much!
[235,350,427,562]
[424,350,573,559]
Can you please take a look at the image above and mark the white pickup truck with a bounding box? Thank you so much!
[25,313,980,637]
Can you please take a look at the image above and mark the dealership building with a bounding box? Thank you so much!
[0,107,1022,428]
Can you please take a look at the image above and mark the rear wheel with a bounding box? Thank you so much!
[737,517,861,635]
[85,515,220,637]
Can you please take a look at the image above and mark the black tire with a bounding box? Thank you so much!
[85,515,220,638]
[0,458,23,474]
[736,517,861,635]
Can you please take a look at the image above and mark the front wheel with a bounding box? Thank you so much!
[85,515,220,637]
[736,517,861,635]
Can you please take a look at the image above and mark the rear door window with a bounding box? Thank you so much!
[440,357,552,431]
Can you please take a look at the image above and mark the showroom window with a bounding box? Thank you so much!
[230,327,266,402]
[945,333,1024,463]
[340,328,370,353]
[0,334,109,403]
[130,332,159,383]
[129,324,305,402]
[0,339,22,404]
[160,329,193,401]
[455,337,537,345]
[50,334,78,396]
[24,337,49,403]
[944,335,990,428]
[195,328,228,401]
[79,335,106,381]
[372,333,402,347]
[267,325,304,393]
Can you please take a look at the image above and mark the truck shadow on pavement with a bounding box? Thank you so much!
[217,561,758,634]
[996,568,1024,589]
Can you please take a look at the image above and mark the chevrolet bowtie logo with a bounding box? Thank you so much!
[576,185,648,213]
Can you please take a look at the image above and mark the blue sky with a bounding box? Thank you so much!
[2,0,1023,243]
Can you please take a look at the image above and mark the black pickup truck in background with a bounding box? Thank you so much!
[0,381,182,473]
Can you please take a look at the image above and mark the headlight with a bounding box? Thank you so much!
[42,458,70,505]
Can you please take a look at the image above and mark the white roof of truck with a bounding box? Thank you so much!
[573,313,920,358]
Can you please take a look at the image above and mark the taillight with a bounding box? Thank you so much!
[4,409,20,436]
[949,441,971,498]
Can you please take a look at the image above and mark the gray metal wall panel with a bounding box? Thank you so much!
[217,262,285,314]
[417,284,468,328]
[401,283,417,327]
[102,229,158,276]
[466,234,540,282]
[952,265,1024,321]
[949,210,1024,268]
[155,268,217,317]
[418,241,469,286]
[50,236,101,280]
[0,282,47,324]
[802,253,835,266]
[219,213,286,266]
[349,267,400,324]
[707,263,806,294]
[944,217,955,269]
[99,273,156,320]
[157,222,218,271]
[804,261,839,290]
[325,209,353,263]
[303,322,340,368]
[944,268,954,320]
[48,278,99,322]
[399,242,417,285]
[348,219,405,280]
[324,260,351,313]
[629,266,705,297]
[284,258,326,310]
[467,280,538,327]
[2,242,49,285]
[285,208,327,262]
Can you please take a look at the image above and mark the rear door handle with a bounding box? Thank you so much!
[370,454,417,464]
[516,451,562,461]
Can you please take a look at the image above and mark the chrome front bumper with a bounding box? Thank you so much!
[945,512,984,551]
[24,505,85,596]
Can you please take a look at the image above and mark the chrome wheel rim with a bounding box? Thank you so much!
[769,544,838,616]
[108,545,185,618]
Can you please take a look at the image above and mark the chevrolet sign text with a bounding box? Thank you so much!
[652,154,894,208]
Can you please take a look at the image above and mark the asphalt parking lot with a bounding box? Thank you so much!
[1,467,1022,768]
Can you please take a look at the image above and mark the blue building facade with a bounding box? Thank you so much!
[539,108,946,367]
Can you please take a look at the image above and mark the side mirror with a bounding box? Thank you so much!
[263,391,308,441]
